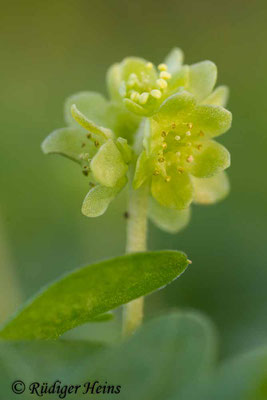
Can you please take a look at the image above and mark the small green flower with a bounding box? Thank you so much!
[42,92,139,217]
[42,48,232,232]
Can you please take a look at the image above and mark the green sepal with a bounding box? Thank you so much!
[149,196,191,233]
[192,172,230,204]
[64,91,109,127]
[90,139,128,187]
[203,85,229,107]
[133,150,153,189]
[186,60,217,101]
[151,168,193,210]
[116,137,132,163]
[106,63,122,102]
[82,176,127,218]
[41,127,97,163]
[164,47,184,74]
[188,140,230,178]
[123,98,149,116]
[192,104,232,138]
[71,104,113,140]
[153,91,196,124]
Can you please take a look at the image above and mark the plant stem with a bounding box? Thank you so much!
[122,174,149,337]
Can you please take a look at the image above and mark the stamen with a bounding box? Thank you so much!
[81,143,86,148]
[171,123,176,129]
[187,123,193,129]
[160,71,171,80]
[139,92,149,104]
[156,78,168,89]
[86,133,92,139]
[178,168,184,174]
[176,151,181,157]
[175,135,181,141]
[161,131,167,137]
[187,155,194,163]
[199,131,205,137]
[165,176,171,182]
[153,170,160,176]
[94,140,100,147]
[197,144,203,150]
[186,131,191,136]
[161,142,167,149]
[158,63,168,71]
[151,89,162,99]
[158,157,165,163]
[146,62,153,69]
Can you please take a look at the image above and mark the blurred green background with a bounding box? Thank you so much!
[0,0,266,358]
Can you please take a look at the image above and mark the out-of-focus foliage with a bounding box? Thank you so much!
[0,0,267,359]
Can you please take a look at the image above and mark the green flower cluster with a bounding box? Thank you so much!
[42,48,232,233]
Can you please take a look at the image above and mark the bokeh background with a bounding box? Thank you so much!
[1,0,266,358]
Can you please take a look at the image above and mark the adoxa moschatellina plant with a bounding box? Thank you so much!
[41,48,232,336]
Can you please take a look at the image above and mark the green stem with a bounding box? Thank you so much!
[122,174,149,337]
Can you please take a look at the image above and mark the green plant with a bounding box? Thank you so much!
[2,48,264,400]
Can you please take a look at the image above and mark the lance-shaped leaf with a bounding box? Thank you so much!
[0,251,190,340]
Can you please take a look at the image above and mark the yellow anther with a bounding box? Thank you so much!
[175,135,181,141]
[94,140,100,147]
[187,123,193,129]
[156,78,168,89]
[139,92,149,105]
[178,168,184,174]
[199,131,205,137]
[197,144,203,150]
[146,62,153,69]
[186,131,191,136]
[158,157,165,163]
[161,131,167,137]
[158,63,168,71]
[160,71,171,80]
[162,142,167,149]
[176,151,181,157]
[151,89,162,99]
[187,155,194,163]
[130,91,140,102]
[187,142,192,146]
[153,170,160,176]
[171,123,176,129]
[86,133,92,139]
[165,176,171,182]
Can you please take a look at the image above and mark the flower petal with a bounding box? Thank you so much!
[164,47,184,74]
[188,140,230,178]
[82,177,127,218]
[65,91,109,127]
[153,91,196,125]
[192,172,230,204]
[192,104,232,138]
[149,196,191,233]
[91,139,128,187]
[151,169,193,210]
[187,61,217,101]
[41,127,97,163]
[202,85,229,107]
